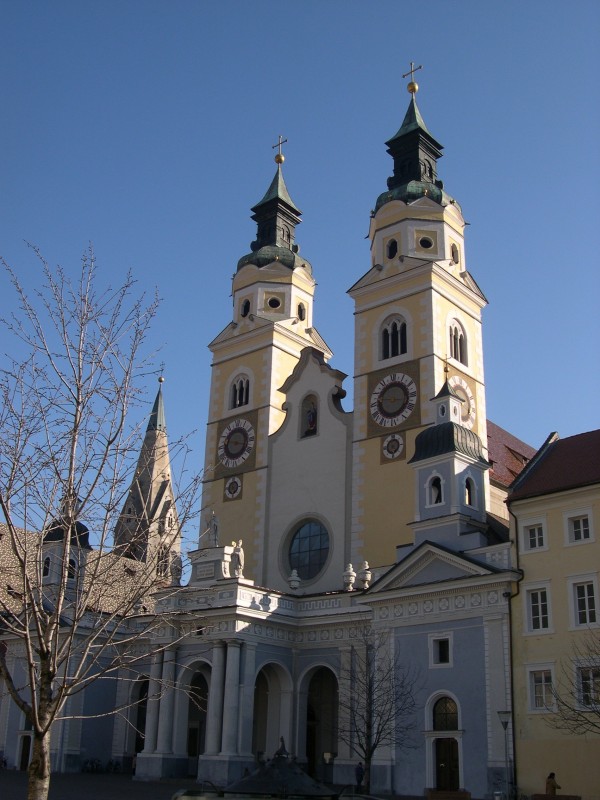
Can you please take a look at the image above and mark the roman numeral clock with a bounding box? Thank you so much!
[367,366,421,462]
[217,418,256,469]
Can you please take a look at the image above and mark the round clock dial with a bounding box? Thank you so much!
[449,375,475,429]
[370,373,417,427]
[224,475,242,499]
[218,419,255,468]
[382,433,404,460]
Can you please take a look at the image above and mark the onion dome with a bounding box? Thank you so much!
[410,422,489,466]
[43,517,91,550]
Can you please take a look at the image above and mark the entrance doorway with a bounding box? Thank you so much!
[435,737,459,790]
[306,668,338,778]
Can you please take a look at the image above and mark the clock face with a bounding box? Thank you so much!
[224,475,242,500]
[382,433,404,460]
[370,373,417,427]
[449,375,475,429]
[218,419,255,468]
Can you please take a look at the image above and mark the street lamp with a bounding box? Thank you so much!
[497,710,511,800]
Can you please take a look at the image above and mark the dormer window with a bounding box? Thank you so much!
[381,315,407,360]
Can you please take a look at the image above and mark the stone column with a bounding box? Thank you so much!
[142,651,163,754]
[238,642,256,757]
[156,648,176,753]
[220,640,242,755]
[204,641,226,754]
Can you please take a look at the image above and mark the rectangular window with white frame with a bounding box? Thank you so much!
[579,665,600,708]
[519,516,547,553]
[527,665,555,711]
[564,508,594,546]
[524,584,552,633]
[428,632,453,668]
[568,574,599,629]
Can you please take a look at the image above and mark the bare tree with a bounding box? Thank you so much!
[337,626,421,792]
[546,631,600,735]
[0,247,202,800]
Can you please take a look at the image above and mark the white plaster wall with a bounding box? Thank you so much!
[265,355,351,594]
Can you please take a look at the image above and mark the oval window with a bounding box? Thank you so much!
[289,520,329,580]
[268,297,281,309]
[241,299,250,317]
[419,236,433,249]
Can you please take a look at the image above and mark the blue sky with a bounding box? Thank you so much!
[2,0,599,473]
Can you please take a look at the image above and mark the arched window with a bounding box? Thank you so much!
[381,315,408,360]
[429,476,443,506]
[465,477,474,507]
[230,375,250,409]
[433,696,458,731]
[67,559,76,580]
[449,320,467,366]
[386,238,398,259]
[43,557,50,578]
[450,243,460,264]
[301,394,318,438]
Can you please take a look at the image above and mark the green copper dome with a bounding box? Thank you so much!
[376,94,460,214]
[410,422,489,465]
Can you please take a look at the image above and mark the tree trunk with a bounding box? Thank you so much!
[27,730,51,800]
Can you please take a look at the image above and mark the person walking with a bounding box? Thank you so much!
[355,762,364,791]
[545,772,561,795]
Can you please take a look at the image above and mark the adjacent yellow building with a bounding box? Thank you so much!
[508,429,600,800]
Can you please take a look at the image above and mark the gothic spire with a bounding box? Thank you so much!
[113,377,179,577]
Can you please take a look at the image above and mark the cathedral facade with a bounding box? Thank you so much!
[0,80,539,799]
[129,80,528,797]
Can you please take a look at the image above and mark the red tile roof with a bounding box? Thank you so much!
[487,420,537,488]
[509,428,600,501]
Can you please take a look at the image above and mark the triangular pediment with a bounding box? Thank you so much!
[369,541,496,593]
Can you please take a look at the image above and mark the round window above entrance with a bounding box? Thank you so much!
[288,519,329,580]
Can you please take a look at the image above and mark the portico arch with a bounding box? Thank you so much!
[252,662,293,760]
[297,666,338,778]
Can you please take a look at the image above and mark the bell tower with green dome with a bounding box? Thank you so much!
[349,66,489,569]
[200,140,333,583]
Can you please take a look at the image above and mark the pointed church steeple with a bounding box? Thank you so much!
[375,79,456,212]
[114,377,179,581]
[237,140,308,271]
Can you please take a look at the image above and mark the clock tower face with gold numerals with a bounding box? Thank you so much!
[448,375,476,429]
[217,418,256,469]
[370,372,418,427]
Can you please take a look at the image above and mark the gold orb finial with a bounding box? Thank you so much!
[272,134,288,165]
[402,61,423,97]
[158,375,165,383]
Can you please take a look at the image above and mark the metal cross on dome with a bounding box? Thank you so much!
[272,135,288,163]
[402,61,423,82]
